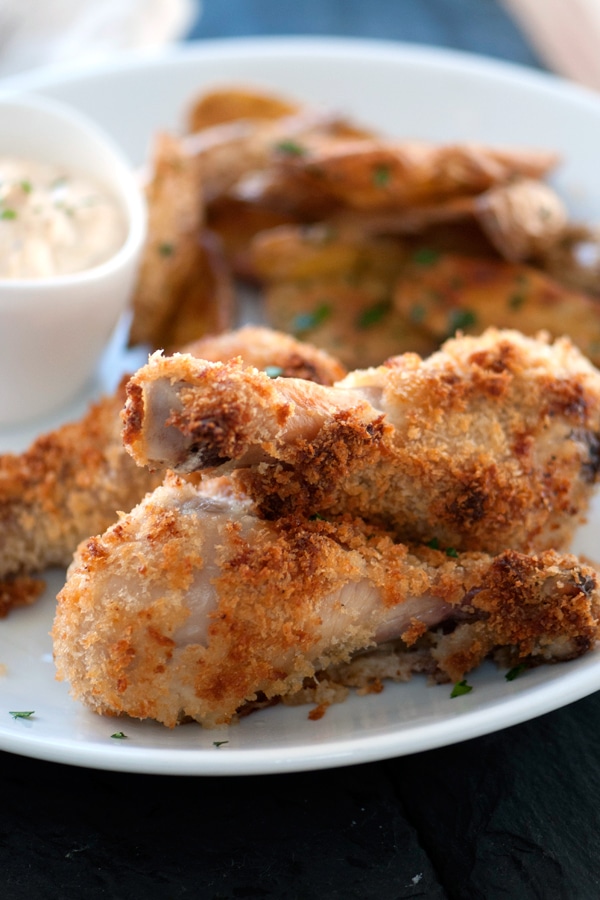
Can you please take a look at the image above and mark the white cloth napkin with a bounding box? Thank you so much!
[501,0,600,92]
[0,0,198,76]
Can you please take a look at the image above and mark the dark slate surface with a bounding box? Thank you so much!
[2,4,599,900]
[2,695,600,899]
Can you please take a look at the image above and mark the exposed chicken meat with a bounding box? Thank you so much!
[122,328,600,555]
[52,475,600,728]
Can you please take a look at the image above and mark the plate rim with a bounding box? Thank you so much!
[1,35,600,775]
[3,650,600,776]
[2,33,600,112]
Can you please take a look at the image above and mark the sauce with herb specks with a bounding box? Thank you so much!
[0,157,127,278]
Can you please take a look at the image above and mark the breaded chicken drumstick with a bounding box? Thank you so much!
[53,474,600,728]
[123,328,600,556]
[0,327,345,607]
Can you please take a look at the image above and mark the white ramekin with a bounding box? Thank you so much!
[0,93,147,426]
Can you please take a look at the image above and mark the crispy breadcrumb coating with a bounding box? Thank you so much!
[52,476,600,728]
[183,325,347,384]
[0,382,159,581]
[0,327,345,614]
[123,328,600,555]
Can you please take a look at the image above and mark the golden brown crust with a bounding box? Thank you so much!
[0,385,160,580]
[52,478,600,728]
[182,325,347,385]
[0,575,45,618]
[432,550,600,679]
[123,329,600,555]
[0,327,344,597]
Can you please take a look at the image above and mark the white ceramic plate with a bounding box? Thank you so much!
[1,37,600,776]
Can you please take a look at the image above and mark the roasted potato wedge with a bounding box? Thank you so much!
[264,279,436,369]
[393,251,600,365]
[158,230,235,351]
[207,196,298,280]
[474,178,568,262]
[538,224,600,297]
[187,85,300,133]
[267,137,560,211]
[250,223,408,282]
[130,84,598,369]
[252,224,435,367]
[128,133,233,349]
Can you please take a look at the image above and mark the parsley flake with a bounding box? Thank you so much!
[111,731,128,739]
[412,247,440,267]
[9,710,34,719]
[448,309,477,333]
[372,164,391,188]
[505,664,527,682]
[427,538,440,550]
[357,300,391,329]
[450,680,473,698]
[264,365,284,379]
[1,209,17,220]
[446,547,459,558]
[409,303,427,324]
[158,242,175,257]
[20,180,32,194]
[274,139,306,157]
[213,740,229,748]
[293,303,332,334]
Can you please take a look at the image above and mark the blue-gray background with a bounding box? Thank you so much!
[187,0,544,72]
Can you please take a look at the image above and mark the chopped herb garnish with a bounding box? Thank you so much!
[303,223,337,245]
[409,303,427,324]
[274,139,306,157]
[264,365,284,379]
[450,680,473,698]
[412,247,440,267]
[309,513,325,521]
[372,164,391,188]
[213,740,229,748]
[111,731,128,739]
[1,209,17,220]
[20,180,32,194]
[508,293,525,310]
[448,309,477,333]
[9,710,34,719]
[158,242,175,257]
[505,664,527,682]
[357,300,391,329]
[54,201,74,217]
[293,303,332,333]
[427,538,458,557]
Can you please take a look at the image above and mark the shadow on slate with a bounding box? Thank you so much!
[0,750,448,900]
[391,692,600,900]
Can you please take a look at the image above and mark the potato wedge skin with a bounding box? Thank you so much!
[251,224,435,368]
[394,251,600,365]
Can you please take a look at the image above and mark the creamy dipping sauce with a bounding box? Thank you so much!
[0,157,127,278]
